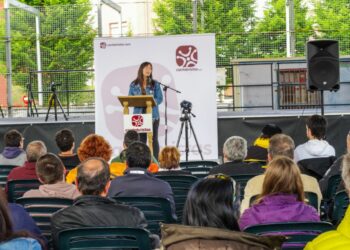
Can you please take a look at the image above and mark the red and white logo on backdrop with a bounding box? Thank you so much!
[176,45,198,68]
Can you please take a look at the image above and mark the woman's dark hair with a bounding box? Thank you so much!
[182,177,240,231]
[0,188,29,241]
[133,62,154,89]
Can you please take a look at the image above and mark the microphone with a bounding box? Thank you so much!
[147,76,152,86]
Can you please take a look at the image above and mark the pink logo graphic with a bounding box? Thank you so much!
[100,42,107,49]
[132,115,143,127]
[176,45,198,67]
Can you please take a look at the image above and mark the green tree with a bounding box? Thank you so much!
[8,0,96,104]
[312,0,350,55]
[153,0,256,64]
[251,0,312,58]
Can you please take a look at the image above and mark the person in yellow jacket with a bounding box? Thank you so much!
[305,153,350,250]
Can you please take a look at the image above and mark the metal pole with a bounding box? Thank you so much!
[286,0,295,57]
[97,0,102,37]
[35,15,43,106]
[5,1,12,116]
[192,0,197,33]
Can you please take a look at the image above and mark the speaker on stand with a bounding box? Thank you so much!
[307,40,340,115]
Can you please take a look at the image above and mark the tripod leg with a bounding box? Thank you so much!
[188,119,204,160]
[55,96,68,121]
[0,105,4,118]
[45,95,54,121]
[176,121,185,148]
[184,120,189,161]
[54,94,58,121]
[30,90,39,117]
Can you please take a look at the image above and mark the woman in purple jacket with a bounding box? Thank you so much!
[239,156,320,230]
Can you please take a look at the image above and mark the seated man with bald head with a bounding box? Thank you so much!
[51,157,156,248]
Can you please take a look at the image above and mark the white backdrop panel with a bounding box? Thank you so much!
[94,34,218,160]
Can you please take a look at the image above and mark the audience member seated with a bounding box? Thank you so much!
[210,136,265,176]
[55,129,80,170]
[319,130,350,195]
[23,153,80,199]
[65,134,112,183]
[0,187,44,249]
[305,153,350,250]
[51,157,158,248]
[156,146,191,175]
[108,142,176,218]
[7,141,47,184]
[245,124,282,163]
[294,115,335,178]
[0,129,26,166]
[109,130,158,177]
[241,134,322,213]
[239,156,320,230]
[161,174,284,249]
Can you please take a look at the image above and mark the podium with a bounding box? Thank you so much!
[118,95,156,155]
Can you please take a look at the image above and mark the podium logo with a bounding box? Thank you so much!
[176,45,198,68]
[100,42,107,49]
[131,115,144,127]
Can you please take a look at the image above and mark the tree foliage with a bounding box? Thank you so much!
[8,0,96,104]
[153,0,256,64]
[251,0,312,58]
[312,0,350,55]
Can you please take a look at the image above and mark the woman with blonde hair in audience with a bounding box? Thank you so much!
[156,146,191,176]
[161,175,284,249]
[239,156,320,230]
[66,134,113,183]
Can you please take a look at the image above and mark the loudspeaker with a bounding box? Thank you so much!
[307,40,340,91]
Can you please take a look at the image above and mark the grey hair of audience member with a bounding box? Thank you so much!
[341,153,350,193]
[223,136,247,162]
[26,140,47,162]
[268,134,295,160]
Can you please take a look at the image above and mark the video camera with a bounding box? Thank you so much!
[50,82,61,92]
[180,100,192,113]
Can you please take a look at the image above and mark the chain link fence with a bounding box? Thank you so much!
[0,0,349,117]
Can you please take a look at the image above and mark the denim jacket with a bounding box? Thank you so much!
[0,237,42,250]
[128,80,163,120]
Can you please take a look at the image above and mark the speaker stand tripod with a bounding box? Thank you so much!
[176,110,203,161]
[45,89,68,122]
[0,105,4,118]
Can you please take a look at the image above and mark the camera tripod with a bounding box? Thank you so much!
[176,110,203,161]
[0,105,4,118]
[26,82,38,117]
[45,83,68,121]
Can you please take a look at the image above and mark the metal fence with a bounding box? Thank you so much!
[0,1,349,118]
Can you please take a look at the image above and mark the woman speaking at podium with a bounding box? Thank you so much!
[128,61,163,160]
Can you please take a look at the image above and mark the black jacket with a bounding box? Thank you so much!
[107,168,176,218]
[209,160,265,176]
[51,195,148,248]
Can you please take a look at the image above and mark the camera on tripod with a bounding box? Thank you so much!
[180,100,192,113]
[50,82,61,92]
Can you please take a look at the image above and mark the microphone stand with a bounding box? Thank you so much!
[158,82,181,146]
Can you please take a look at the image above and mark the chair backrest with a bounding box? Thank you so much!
[155,174,198,221]
[304,191,318,210]
[179,160,218,169]
[182,167,211,178]
[230,174,258,201]
[16,197,74,241]
[58,227,152,250]
[0,165,18,187]
[298,156,336,181]
[7,179,41,202]
[112,196,177,235]
[324,174,342,201]
[249,192,318,210]
[244,221,334,248]
[332,190,350,225]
